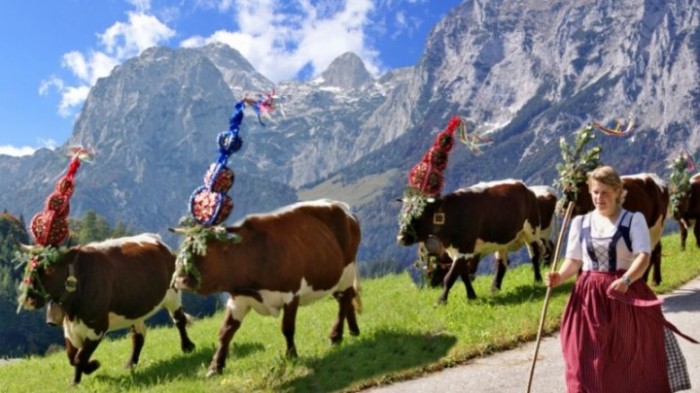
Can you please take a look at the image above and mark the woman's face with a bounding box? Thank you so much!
[589,180,622,216]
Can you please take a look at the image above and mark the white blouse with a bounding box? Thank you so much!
[565,210,651,271]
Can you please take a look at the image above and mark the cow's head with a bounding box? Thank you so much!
[396,188,442,246]
[16,244,73,312]
[415,242,477,288]
[557,180,594,217]
[170,223,240,292]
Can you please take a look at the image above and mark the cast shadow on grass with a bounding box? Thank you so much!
[281,329,457,392]
[92,342,265,388]
[93,347,214,387]
[436,282,574,306]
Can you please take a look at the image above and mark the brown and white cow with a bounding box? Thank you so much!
[171,199,362,377]
[19,233,195,385]
[397,180,543,303]
[672,173,700,250]
[560,173,669,285]
[415,184,556,296]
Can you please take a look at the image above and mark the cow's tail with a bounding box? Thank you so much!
[352,263,363,315]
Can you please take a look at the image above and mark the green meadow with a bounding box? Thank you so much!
[1,234,698,393]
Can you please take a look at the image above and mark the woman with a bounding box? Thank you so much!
[546,166,691,392]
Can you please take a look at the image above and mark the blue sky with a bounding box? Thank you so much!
[0,0,461,156]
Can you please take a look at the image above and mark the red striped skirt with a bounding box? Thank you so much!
[560,271,670,393]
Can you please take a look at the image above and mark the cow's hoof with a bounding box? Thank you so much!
[349,328,360,337]
[124,360,136,369]
[182,341,196,353]
[286,347,299,358]
[205,368,221,378]
[84,360,101,375]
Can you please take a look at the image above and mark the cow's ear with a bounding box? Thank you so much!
[394,197,403,203]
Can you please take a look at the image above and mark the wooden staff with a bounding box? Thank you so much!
[526,201,575,393]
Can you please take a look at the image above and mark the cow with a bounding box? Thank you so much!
[397,179,544,303]
[18,233,195,385]
[170,199,362,378]
[529,185,558,266]
[414,184,557,296]
[559,173,669,285]
[672,173,700,251]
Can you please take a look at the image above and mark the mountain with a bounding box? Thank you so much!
[0,0,698,266]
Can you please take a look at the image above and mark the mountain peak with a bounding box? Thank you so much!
[320,52,373,89]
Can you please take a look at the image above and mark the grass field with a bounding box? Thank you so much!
[1,234,698,393]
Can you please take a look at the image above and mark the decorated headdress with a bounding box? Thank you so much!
[30,146,92,246]
[406,116,491,197]
[188,90,279,226]
[398,116,490,238]
[668,149,696,218]
[554,124,602,211]
[17,146,92,311]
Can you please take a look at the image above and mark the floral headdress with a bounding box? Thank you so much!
[399,116,490,232]
[177,91,279,286]
[17,146,92,311]
[188,90,279,226]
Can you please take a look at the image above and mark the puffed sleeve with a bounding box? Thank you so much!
[630,211,651,254]
[565,214,584,260]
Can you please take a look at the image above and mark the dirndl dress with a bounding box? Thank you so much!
[560,211,695,393]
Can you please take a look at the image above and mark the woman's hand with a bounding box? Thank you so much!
[545,272,561,288]
[609,277,630,294]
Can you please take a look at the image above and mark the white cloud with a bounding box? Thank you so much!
[0,145,38,157]
[49,7,174,117]
[0,139,57,157]
[99,11,175,59]
[181,0,383,83]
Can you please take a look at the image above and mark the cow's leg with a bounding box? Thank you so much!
[281,296,300,357]
[125,322,145,369]
[345,286,360,337]
[171,307,196,353]
[65,337,79,366]
[207,304,246,378]
[492,251,510,293]
[438,257,475,304]
[330,287,359,345]
[530,241,543,283]
[651,243,662,286]
[680,222,688,251]
[693,221,700,248]
[71,337,102,385]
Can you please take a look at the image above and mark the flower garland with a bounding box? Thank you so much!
[172,217,240,289]
[15,245,63,312]
[554,124,602,211]
[669,151,695,218]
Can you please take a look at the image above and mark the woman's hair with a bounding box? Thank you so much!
[587,165,626,205]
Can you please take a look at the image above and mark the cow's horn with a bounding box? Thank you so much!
[169,227,187,234]
[18,243,34,252]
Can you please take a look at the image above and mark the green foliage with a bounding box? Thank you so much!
[554,124,602,209]
[1,233,697,392]
[172,217,240,289]
[668,153,693,218]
